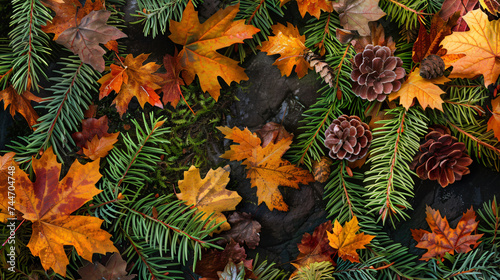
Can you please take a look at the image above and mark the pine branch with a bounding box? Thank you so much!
[252,254,289,280]
[380,0,428,30]
[477,196,500,247]
[290,261,335,280]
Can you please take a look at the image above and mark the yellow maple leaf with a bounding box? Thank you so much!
[389,68,450,111]
[259,23,310,78]
[487,96,500,141]
[326,216,375,263]
[176,165,242,233]
[440,9,500,86]
[218,126,314,211]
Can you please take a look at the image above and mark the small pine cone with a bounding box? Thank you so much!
[410,125,473,188]
[325,115,372,162]
[304,50,334,87]
[350,44,406,102]
[420,54,445,79]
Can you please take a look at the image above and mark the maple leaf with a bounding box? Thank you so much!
[168,0,260,101]
[326,216,375,263]
[77,253,136,280]
[487,96,500,141]
[196,239,248,279]
[218,212,262,249]
[295,221,336,269]
[411,206,483,261]
[0,85,43,129]
[480,0,500,15]
[259,23,309,78]
[218,126,314,211]
[332,0,386,36]
[13,147,117,276]
[296,0,333,19]
[440,0,479,31]
[158,53,185,108]
[97,53,164,116]
[176,165,242,232]
[255,122,292,148]
[349,22,396,54]
[0,152,16,223]
[56,10,127,72]
[440,9,500,86]
[83,132,120,160]
[389,68,450,111]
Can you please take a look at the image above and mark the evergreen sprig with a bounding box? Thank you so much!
[290,261,335,280]
[380,0,428,30]
[477,196,500,247]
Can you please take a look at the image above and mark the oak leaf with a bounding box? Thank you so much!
[259,23,309,78]
[389,68,450,111]
[158,53,185,108]
[326,216,375,263]
[295,221,336,268]
[83,132,120,160]
[218,212,261,249]
[56,10,127,72]
[487,96,500,141]
[411,206,483,260]
[440,9,500,86]
[332,0,386,36]
[296,0,333,19]
[97,53,163,116]
[218,126,314,211]
[0,85,42,129]
[176,165,242,233]
[77,253,136,280]
[13,147,117,276]
[169,0,259,101]
[440,0,479,31]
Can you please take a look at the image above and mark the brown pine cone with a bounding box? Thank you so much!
[420,54,445,79]
[324,115,372,162]
[410,125,473,188]
[350,44,406,102]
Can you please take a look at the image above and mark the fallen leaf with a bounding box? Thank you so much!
[218,126,314,211]
[259,23,309,78]
[332,0,386,36]
[97,53,164,116]
[56,10,127,72]
[312,156,333,183]
[13,147,117,276]
[169,0,259,101]
[480,0,500,15]
[411,206,483,260]
[440,0,479,31]
[0,85,42,129]
[440,9,500,86]
[326,216,375,263]
[195,239,247,279]
[296,0,333,19]
[295,221,336,268]
[487,96,500,141]
[77,253,136,280]
[83,132,120,160]
[176,165,242,233]
[389,68,450,111]
[158,53,185,108]
[218,212,261,249]
[0,152,16,223]
[350,22,396,54]
[72,116,112,150]
[255,122,292,148]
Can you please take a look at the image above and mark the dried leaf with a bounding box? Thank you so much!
[218,126,314,211]
[56,10,127,72]
[176,165,242,233]
[441,9,500,86]
[411,206,483,260]
[487,96,500,141]
[0,85,42,129]
[72,116,112,150]
[218,212,261,249]
[480,0,500,15]
[255,122,292,148]
[440,0,479,31]
[83,132,120,160]
[13,147,117,276]
[350,22,396,54]
[77,253,136,280]
[169,0,259,101]
[312,156,333,183]
[326,216,375,263]
[158,53,185,108]
[332,0,386,36]
[389,68,450,111]
[296,0,333,19]
[295,221,336,268]
[259,23,309,78]
[195,240,247,279]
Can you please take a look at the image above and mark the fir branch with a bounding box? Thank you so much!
[380,0,428,30]
[478,196,500,247]
[304,12,340,56]
[290,261,335,280]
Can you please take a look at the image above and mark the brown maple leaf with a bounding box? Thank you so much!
[56,10,127,72]
[480,0,500,15]
[176,165,242,233]
[326,216,375,263]
[168,0,260,101]
[72,116,112,150]
[295,221,337,268]
[487,96,500,141]
[97,53,163,116]
[13,147,117,276]
[259,23,309,78]
[218,212,262,249]
[83,132,120,160]
[0,85,42,129]
[77,253,136,280]
[195,239,247,280]
[255,122,292,148]
[158,52,185,108]
[332,0,386,36]
[411,206,483,261]
[296,0,333,19]
[218,126,314,211]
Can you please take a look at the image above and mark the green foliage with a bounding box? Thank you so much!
[380,0,428,30]
[477,196,500,247]
[290,261,335,280]
[304,12,339,56]
[252,254,289,280]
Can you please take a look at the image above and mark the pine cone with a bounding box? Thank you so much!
[410,125,472,188]
[350,44,406,101]
[304,50,334,87]
[420,54,445,79]
[325,115,372,162]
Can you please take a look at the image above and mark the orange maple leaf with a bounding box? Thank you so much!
[259,23,309,78]
[411,206,483,261]
[168,0,260,101]
[389,68,450,111]
[296,0,333,19]
[487,96,500,141]
[0,85,42,129]
[218,126,314,211]
[441,9,500,86]
[176,165,242,233]
[83,132,119,160]
[97,54,163,116]
[158,53,185,108]
[13,147,117,276]
[326,216,375,263]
